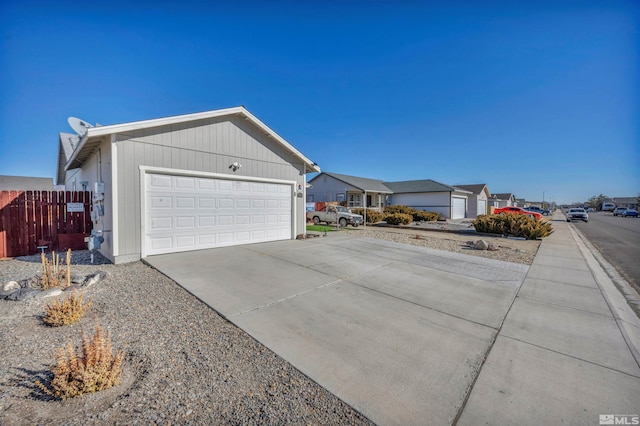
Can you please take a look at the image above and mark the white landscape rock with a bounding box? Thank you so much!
[36,288,63,299]
[2,281,20,292]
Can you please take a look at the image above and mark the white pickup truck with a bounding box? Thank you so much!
[306,204,363,227]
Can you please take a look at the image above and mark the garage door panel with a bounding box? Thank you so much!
[198,217,215,227]
[199,198,215,209]
[176,216,195,228]
[150,196,172,208]
[175,177,196,189]
[176,197,195,208]
[150,217,172,230]
[477,200,487,216]
[145,174,293,256]
[150,237,172,250]
[452,197,466,219]
[236,199,250,208]
[149,174,172,189]
[198,234,216,245]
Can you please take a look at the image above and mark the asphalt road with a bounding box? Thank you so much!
[569,210,640,291]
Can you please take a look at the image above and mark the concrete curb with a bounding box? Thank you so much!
[569,224,640,367]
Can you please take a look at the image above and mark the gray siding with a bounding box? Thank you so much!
[114,115,306,263]
[307,174,359,202]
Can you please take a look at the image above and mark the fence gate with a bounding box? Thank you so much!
[0,191,92,258]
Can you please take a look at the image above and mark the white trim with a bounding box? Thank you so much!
[138,166,297,186]
[138,166,297,258]
[139,168,147,258]
[73,107,320,173]
[111,135,119,256]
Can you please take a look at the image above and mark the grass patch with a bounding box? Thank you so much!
[306,224,338,232]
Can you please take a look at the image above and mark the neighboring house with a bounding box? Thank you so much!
[454,184,490,218]
[57,106,320,264]
[385,179,471,219]
[514,198,526,208]
[612,197,639,210]
[307,172,472,219]
[306,172,392,211]
[491,193,516,208]
[0,175,55,191]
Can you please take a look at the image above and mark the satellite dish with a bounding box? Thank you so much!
[68,117,94,136]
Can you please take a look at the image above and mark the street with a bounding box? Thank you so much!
[570,210,640,292]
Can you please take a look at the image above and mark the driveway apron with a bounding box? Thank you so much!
[145,235,529,425]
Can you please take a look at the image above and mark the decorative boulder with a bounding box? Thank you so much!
[35,288,63,299]
[474,240,490,250]
[83,271,108,287]
[6,288,41,301]
[2,281,20,292]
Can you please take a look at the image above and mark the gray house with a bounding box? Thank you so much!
[491,193,516,208]
[611,197,639,210]
[384,179,471,219]
[306,172,392,211]
[455,184,490,217]
[307,172,472,219]
[57,106,320,264]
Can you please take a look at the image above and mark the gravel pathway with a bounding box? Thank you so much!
[0,251,373,425]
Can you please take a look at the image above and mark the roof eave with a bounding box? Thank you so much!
[68,106,320,173]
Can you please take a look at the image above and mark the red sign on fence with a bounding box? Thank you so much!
[0,191,92,258]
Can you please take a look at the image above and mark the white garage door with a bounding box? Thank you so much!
[144,174,292,256]
[477,199,487,216]
[452,197,466,219]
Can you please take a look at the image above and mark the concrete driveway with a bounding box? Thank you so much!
[145,234,529,425]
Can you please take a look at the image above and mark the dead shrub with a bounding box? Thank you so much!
[42,290,92,327]
[35,324,125,399]
[40,249,72,289]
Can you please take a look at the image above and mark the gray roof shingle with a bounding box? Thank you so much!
[455,183,488,195]
[383,179,457,193]
[315,172,393,193]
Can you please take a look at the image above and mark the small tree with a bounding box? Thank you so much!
[587,194,608,211]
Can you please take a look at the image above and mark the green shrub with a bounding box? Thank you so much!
[412,210,438,222]
[384,205,438,222]
[473,214,553,239]
[350,208,385,224]
[384,213,413,225]
[384,205,415,215]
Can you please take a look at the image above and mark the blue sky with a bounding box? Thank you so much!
[1,0,638,204]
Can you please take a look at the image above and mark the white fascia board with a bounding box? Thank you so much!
[139,165,298,186]
[84,106,321,173]
[111,135,119,256]
[64,132,89,171]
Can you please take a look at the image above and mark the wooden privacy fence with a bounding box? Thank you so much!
[0,191,92,258]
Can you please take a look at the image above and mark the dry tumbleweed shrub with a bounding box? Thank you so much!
[36,324,125,399]
[42,290,92,327]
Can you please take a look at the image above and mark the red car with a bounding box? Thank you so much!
[494,206,542,219]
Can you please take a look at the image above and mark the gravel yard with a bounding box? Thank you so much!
[0,230,539,425]
[359,226,540,265]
